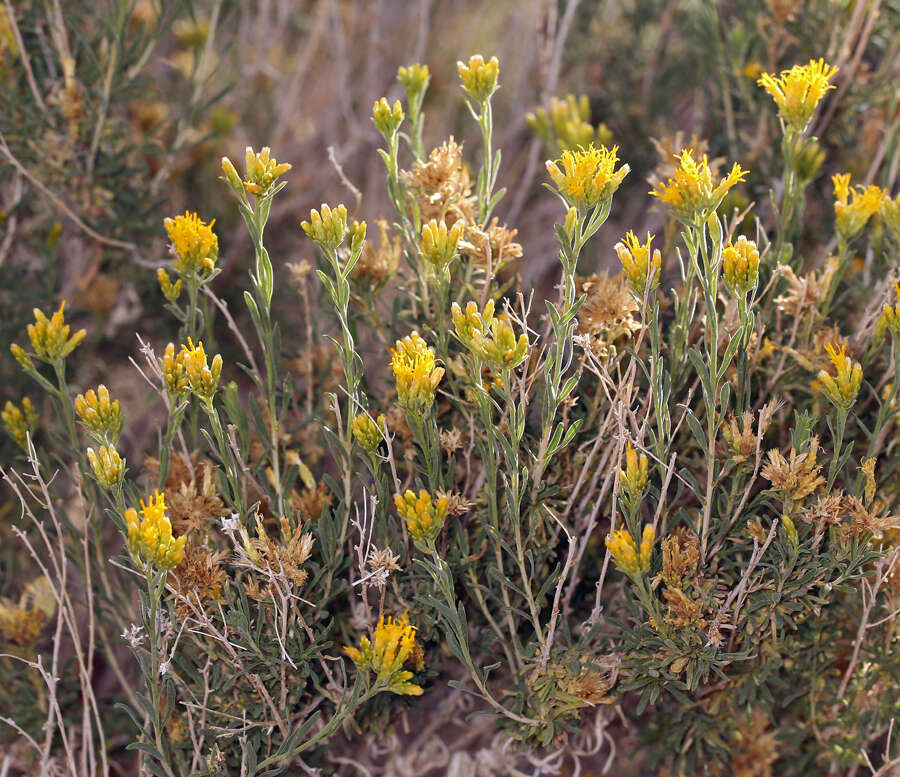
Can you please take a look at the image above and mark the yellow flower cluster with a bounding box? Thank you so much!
[397,63,430,100]
[222,146,292,198]
[606,525,654,578]
[394,489,448,546]
[421,219,464,275]
[301,203,348,251]
[757,59,838,132]
[722,235,760,297]
[86,446,125,489]
[344,614,424,696]
[2,397,37,451]
[75,385,122,442]
[615,231,662,297]
[877,280,900,341]
[832,173,886,240]
[526,94,612,154]
[546,144,629,212]
[0,576,56,647]
[12,301,86,366]
[163,211,218,277]
[352,412,385,453]
[817,343,862,412]
[390,332,444,416]
[651,150,747,222]
[451,300,529,372]
[125,491,186,571]
[162,342,189,400]
[457,54,499,103]
[181,339,223,402]
[620,443,649,508]
[372,97,404,137]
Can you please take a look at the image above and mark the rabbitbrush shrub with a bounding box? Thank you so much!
[2,14,900,777]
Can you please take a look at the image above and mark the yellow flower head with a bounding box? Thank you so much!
[16,300,86,363]
[2,397,37,451]
[86,445,125,489]
[181,338,223,402]
[390,332,444,416]
[615,231,662,297]
[352,412,385,454]
[223,146,292,198]
[527,94,612,154]
[451,300,529,372]
[457,54,499,103]
[162,342,189,400]
[163,211,218,277]
[372,97,405,138]
[125,491,186,570]
[816,343,862,412]
[157,267,183,302]
[722,235,760,297]
[546,144,629,212]
[877,280,900,341]
[620,443,649,507]
[421,219,464,275]
[651,150,748,222]
[75,384,122,442]
[606,525,654,578]
[397,63,430,101]
[832,173,887,240]
[300,203,348,252]
[344,613,424,696]
[757,58,838,132]
[394,489,448,546]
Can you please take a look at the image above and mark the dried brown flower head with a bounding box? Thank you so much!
[401,137,476,224]
[775,256,838,319]
[170,546,228,615]
[365,547,402,589]
[460,217,523,271]
[661,527,700,586]
[663,586,707,630]
[354,219,401,288]
[761,436,825,502]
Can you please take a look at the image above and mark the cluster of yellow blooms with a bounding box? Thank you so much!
[817,344,863,412]
[451,300,529,372]
[526,93,612,154]
[86,446,125,489]
[546,144,629,212]
[651,149,747,223]
[421,219,464,275]
[222,146,292,199]
[397,63,430,99]
[619,443,649,509]
[2,397,36,451]
[162,342,190,400]
[831,173,886,240]
[372,97,405,138]
[125,491,186,571]
[181,338,223,403]
[457,54,499,103]
[352,412,385,454]
[300,203,357,252]
[75,385,122,442]
[394,489,448,546]
[11,301,86,367]
[615,232,662,297]
[877,280,900,341]
[162,211,218,278]
[390,332,444,417]
[606,525,655,578]
[344,614,424,696]
[721,235,761,297]
[757,58,839,133]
